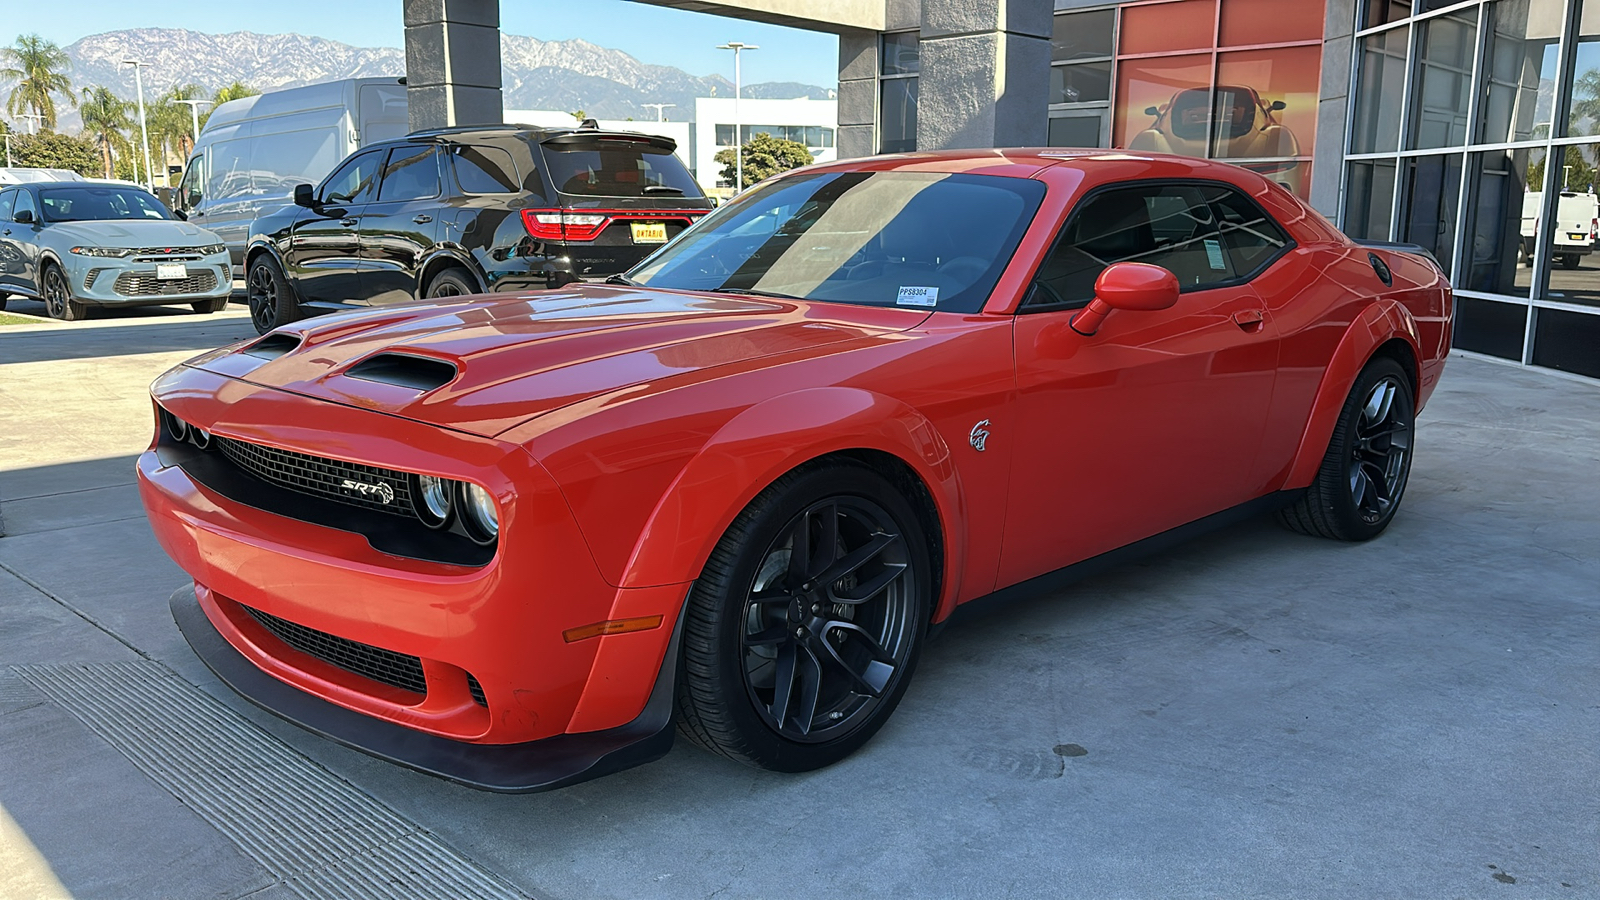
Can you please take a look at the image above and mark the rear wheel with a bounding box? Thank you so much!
[424,268,477,299]
[191,296,229,314]
[1561,253,1582,270]
[1278,356,1414,541]
[42,264,90,321]
[246,256,299,334]
[676,461,932,772]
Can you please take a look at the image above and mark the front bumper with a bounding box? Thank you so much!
[65,254,233,305]
[172,585,682,792]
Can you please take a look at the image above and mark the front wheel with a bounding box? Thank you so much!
[676,462,932,772]
[246,256,299,334]
[42,264,90,321]
[1278,356,1415,541]
[191,296,229,314]
[1561,253,1582,270]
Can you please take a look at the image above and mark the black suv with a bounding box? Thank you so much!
[244,123,713,333]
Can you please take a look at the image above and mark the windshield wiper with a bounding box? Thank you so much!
[715,287,804,300]
[605,274,638,286]
[641,185,685,194]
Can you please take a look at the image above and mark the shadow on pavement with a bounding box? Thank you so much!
[0,308,257,366]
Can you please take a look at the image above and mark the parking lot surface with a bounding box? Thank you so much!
[1,309,1596,899]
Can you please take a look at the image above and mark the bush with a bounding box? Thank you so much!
[714,132,813,188]
[7,132,99,176]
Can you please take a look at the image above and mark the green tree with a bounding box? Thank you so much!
[714,131,813,187]
[152,82,207,167]
[212,81,258,107]
[1529,145,1599,194]
[78,85,131,178]
[8,131,98,174]
[1569,68,1600,137]
[1,34,75,130]
[570,109,587,122]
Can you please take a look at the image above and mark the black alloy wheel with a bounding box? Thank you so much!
[246,258,297,334]
[677,462,932,771]
[425,268,476,299]
[43,265,88,321]
[1278,356,1415,541]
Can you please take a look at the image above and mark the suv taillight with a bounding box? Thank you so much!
[521,209,608,242]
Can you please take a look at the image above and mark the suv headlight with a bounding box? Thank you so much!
[197,243,227,256]
[70,246,135,258]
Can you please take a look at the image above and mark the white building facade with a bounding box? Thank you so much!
[692,97,839,191]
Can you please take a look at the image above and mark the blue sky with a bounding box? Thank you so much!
[6,0,839,86]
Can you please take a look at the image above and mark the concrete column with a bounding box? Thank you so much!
[404,0,504,131]
[837,28,879,159]
[917,0,1051,150]
[1311,0,1357,219]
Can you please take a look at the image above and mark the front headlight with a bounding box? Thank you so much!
[412,474,453,529]
[459,483,499,545]
[70,246,135,258]
[197,243,227,256]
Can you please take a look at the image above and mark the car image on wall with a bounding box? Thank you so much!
[1128,85,1305,196]
[140,149,1451,792]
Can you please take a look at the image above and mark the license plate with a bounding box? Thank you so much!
[630,222,668,244]
[156,263,188,280]
[1570,233,1588,241]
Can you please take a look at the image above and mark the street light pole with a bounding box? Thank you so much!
[20,113,43,134]
[716,42,758,193]
[3,133,11,167]
[123,59,155,191]
[176,98,212,158]
[643,103,675,122]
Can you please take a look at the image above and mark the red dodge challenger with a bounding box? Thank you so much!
[139,150,1452,791]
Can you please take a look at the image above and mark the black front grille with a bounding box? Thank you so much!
[216,436,417,518]
[113,270,219,296]
[466,674,487,707]
[244,606,426,696]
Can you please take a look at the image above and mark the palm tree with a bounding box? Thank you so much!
[1,35,74,130]
[160,82,208,160]
[1569,68,1600,137]
[147,90,191,185]
[78,85,131,178]
[212,81,259,107]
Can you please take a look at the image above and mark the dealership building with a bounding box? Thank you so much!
[407,0,1600,381]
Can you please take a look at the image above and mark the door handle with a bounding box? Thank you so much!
[1232,309,1265,331]
[412,214,433,224]
[340,217,358,227]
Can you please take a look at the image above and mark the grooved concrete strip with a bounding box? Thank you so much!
[13,661,530,900]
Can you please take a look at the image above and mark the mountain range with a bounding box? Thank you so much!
[54,28,832,128]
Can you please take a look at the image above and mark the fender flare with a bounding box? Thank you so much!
[415,247,487,298]
[617,386,967,618]
[242,240,290,278]
[1283,299,1423,490]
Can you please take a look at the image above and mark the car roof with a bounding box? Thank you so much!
[5,180,144,190]
[798,148,1280,189]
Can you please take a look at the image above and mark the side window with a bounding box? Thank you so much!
[0,190,13,222]
[13,190,37,222]
[1203,185,1292,275]
[318,150,384,205]
[177,156,204,210]
[451,145,520,194]
[1029,182,1238,308]
[376,145,441,202]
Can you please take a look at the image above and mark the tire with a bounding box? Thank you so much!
[246,256,299,334]
[424,267,478,299]
[42,264,90,321]
[676,460,933,772]
[1561,253,1582,270]
[191,296,229,314]
[1277,356,1415,542]
[0,294,8,311]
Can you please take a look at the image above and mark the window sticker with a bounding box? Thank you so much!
[896,286,939,307]
[1204,238,1226,271]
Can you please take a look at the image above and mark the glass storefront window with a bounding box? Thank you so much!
[1353,27,1411,153]
[1115,54,1214,151]
[1401,154,1464,275]
[1464,149,1544,297]
[1479,0,1563,144]
[1052,61,1113,104]
[1220,0,1323,45]
[1345,159,1399,239]
[1049,115,1105,147]
[1214,47,1321,159]
[1565,1,1600,136]
[880,77,918,154]
[1052,9,1115,61]
[882,31,920,76]
[1121,0,1217,54]
[1536,141,1600,306]
[1364,0,1412,29]
[1411,10,1478,149]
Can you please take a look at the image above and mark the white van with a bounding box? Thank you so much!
[1521,190,1600,269]
[173,78,409,273]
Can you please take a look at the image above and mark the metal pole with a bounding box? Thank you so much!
[125,60,154,191]
[717,43,758,193]
[3,133,11,167]
[643,103,674,122]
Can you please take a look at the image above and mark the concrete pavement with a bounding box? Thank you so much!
[1,309,1596,898]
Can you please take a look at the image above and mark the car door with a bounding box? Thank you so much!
[998,180,1282,587]
[289,148,383,304]
[1,189,44,294]
[358,144,444,304]
[0,189,21,292]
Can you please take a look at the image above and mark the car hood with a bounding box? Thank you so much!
[45,219,220,248]
[187,285,932,437]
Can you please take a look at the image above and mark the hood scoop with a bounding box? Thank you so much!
[242,333,303,360]
[344,353,459,392]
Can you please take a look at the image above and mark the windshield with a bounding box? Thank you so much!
[628,171,1045,313]
[545,139,704,198]
[39,187,171,222]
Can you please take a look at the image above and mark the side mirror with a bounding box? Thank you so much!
[292,183,316,207]
[1270,100,1287,111]
[173,208,188,221]
[1144,106,1160,117]
[13,209,34,225]
[1069,262,1180,336]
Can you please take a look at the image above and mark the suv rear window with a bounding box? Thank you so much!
[545,139,703,199]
